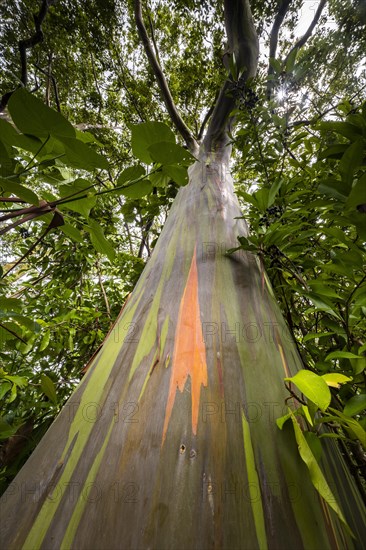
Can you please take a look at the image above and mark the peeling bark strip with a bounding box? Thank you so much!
[162,247,208,444]
[0,154,365,549]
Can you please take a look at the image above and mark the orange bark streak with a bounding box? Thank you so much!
[162,248,208,444]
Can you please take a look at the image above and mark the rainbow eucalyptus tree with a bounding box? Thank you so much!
[1,0,365,548]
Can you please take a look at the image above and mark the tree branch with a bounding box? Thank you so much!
[33,61,61,112]
[203,0,259,153]
[284,0,327,65]
[0,0,56,112]
[134,0,198,154]
[197,89,219,141]
[266,0,292,100]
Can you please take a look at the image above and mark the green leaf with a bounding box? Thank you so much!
[339,139,364,187]
[285,370,331,411]
[59,179,96,218]
[148,141,194,165]
[318,179,347,201]
[0,118,20,146]
[307,282,341,299]
[0,417,18,439]
[60,224,84,243]
[302,292,342,319]
[149,170,171,187]
[0,297,22,311]
[350,356,366,376]
[8,88,75,138]
[303,431,322,462]
[0,178,39,205]
[86,219,115,261]
[57,137,108,170]
[4,374,27,388]
[39,330,50,352]
[318,144,348,160]
[269,58,282,74]
[162,164,189,186]
[131,122,175,164]
[268,179,282,206]
[328,408,366,448]
[301,405,313,426]
[303,331,335,342]
[289,409,352,535]
[0,381,12,400]
[321,373,352,388]
[343,394,366,417]
[117,165,145,186]
[319,121,362,142]
[119,179,152,199]
[285,48,297,73]
[346,174,366,211]
[276,412,292,429]
[40,374,57,404]
[325,351,362,361]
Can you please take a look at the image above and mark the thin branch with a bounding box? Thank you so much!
[266,0,292,100]
[96,260,111,321]
[0,323,27,343]
[197,89,220,141]
[147,9,161,66]
[133,0,198,153]
[284,0,327,65]
[34,59,61,112]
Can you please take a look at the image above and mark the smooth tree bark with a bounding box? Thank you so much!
[1,1,365,548]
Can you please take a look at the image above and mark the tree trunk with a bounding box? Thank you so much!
[1,150,365,549]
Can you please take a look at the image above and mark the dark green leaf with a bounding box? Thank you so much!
[0,178,39,205]
[344,394,366,417]
[148,141,194,165]
[86,219,115,261]
[131,122,175,164]
[40,374,57,404]
[8,88,75,138]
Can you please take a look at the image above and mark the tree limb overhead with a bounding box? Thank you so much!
[203,0,259,152]
[284,0,327,64]
[134,0,198,154]
[267,0,292,100]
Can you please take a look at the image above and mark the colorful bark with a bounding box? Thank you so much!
[0,153,365,549]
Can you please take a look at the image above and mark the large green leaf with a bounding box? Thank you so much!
[8,88,75,138]
[285,370,331,411]
[40,374,57,404]
[162,164,189,186]
[346,174,366,211]
[325,351,363,361]
[131,122,176,164]
[0,178,39,205]
[56,137,108,170]
[148,141,194,165]
[117,165,145,185]
[58,179,96,218]
[339,139,364,187]
[118,179,152,199]
[86,219,115,261]
[289,409,352,534]
[343,394,366,417]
